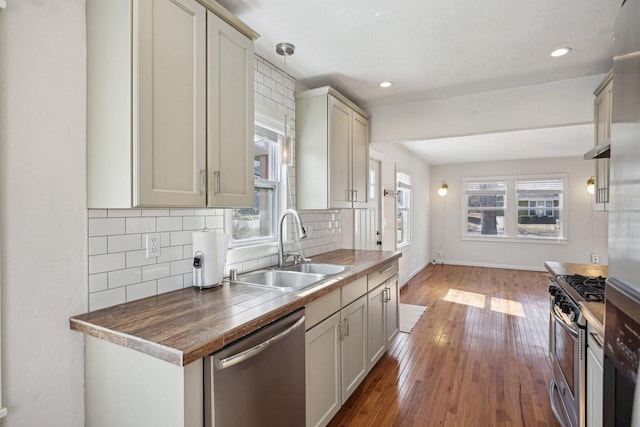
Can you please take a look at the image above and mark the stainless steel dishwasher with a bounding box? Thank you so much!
[204,309,305,426]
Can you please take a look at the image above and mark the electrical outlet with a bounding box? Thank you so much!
[437,249,443,257]
[146,234,160,258]
[591,253,599,264]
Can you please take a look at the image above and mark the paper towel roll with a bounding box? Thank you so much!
[192,230,230,288]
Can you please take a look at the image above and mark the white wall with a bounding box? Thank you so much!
[370,75,606,143]
[372,143,431,285]
[0,1,87,426]
[429,157,609,271]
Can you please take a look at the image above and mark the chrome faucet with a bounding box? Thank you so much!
[278,209,309,267]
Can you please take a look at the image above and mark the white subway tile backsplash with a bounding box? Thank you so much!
[108,209,142,217]
[157,216,183,232]
[89,253,125,274]
[108,234,141,253]
[126,250,156,268]
[126,281,158,302]
[170,259,192,276]
[89,218,125,236]
[89,237,107,255]
[157,245,183,264]
[158,275,183,293]
[170,209,194,216]
[142,263,171,281]
[89,273,108,293]
[183,216,205,230]
[170,230,193,246]
[108,267,142,289]
[125,217,156,234]
[86,54,343,311]
[89,288,126,311]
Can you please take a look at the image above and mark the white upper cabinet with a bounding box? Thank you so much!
[87,0,255,209]
[206,11,254,207]
[296,87,370,209]
[592,71,612,211]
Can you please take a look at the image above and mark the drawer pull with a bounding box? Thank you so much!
[589,332,604,349]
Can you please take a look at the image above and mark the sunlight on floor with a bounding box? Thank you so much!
[490,297,526,317]
[443,289,526,317]
[443,289,486,308]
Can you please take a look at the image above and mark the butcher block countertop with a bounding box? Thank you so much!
[544,261,607,336]
[70,249,401,366]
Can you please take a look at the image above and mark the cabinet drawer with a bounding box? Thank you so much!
[305,289,341,331]
[367,261,398,291]
[342,276,367,307]
[587,323,604,363]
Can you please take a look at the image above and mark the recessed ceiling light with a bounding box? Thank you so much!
[550,47,572,57]
[379,81,393,88]
[374,12,382,17]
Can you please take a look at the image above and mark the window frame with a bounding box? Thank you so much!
[225,110,287,249]
[461,173,568,244]
[396,171,412,248]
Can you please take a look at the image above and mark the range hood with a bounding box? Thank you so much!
[583,143,610,159]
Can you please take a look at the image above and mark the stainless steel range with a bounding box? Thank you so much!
[548,274,606,427]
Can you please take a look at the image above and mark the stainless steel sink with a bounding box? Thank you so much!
[234,269,326,290]
[284,263,351,275]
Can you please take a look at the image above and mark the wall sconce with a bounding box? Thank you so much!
[586,177,595,195]
[438,180,448,197]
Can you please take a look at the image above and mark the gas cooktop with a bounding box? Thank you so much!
[561,274,606,303]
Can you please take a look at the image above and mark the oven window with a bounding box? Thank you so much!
[555,322,575,394]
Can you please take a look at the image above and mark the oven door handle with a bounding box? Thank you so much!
[551,309,580,338]
[549,379,569,427]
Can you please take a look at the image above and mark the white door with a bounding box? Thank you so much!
[354,158,382,250]
[135,0,207,207]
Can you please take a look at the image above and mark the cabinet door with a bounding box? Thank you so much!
[135,0,207,207]
[385,275,400,347]
[351,112,369,208]
[306,312,341,427]
[594,77,612,208]
[207,11,254,207]
[329,96,353,209]
[367,283,386,369]
[586,346,604,427]
[341,295,367,403]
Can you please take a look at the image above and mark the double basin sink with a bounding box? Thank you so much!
[233,263,351,291]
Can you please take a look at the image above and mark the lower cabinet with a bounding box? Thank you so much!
[306,312,342,427]
[586,325,604,427]
[306,263,400,427]
[368,274,400,369]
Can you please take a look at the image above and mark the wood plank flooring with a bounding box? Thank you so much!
[328,264,559,427]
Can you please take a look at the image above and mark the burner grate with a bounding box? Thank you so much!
[563,274,606,302]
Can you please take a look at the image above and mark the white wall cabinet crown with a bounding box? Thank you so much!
[87,0,255,208]
[296,87,370,209]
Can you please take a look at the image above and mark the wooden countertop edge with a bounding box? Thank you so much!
[71,250,402,366]
[579,302,605,337]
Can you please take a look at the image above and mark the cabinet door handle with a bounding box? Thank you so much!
[344,318,350,337]
[200,169,207,195]
[337,322,343,341]
[214,171,221,194]
[589,332,604,349]
[353,189,358,202]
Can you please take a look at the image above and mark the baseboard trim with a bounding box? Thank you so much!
[400,261,430,287]
[430,260,546,272]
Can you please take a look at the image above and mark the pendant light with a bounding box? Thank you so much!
[276,42,295,166]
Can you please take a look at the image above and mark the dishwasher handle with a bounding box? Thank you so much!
[215,316,305,370]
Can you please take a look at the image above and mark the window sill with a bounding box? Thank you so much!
[460,235,568,245]
[227,241,279,265]
[396,241,411,249]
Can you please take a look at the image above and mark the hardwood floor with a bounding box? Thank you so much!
[328,264,559,427]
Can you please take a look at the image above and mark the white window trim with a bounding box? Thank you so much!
[396,170,412,248]
[225,106,288,258]
[461,173,568,244]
